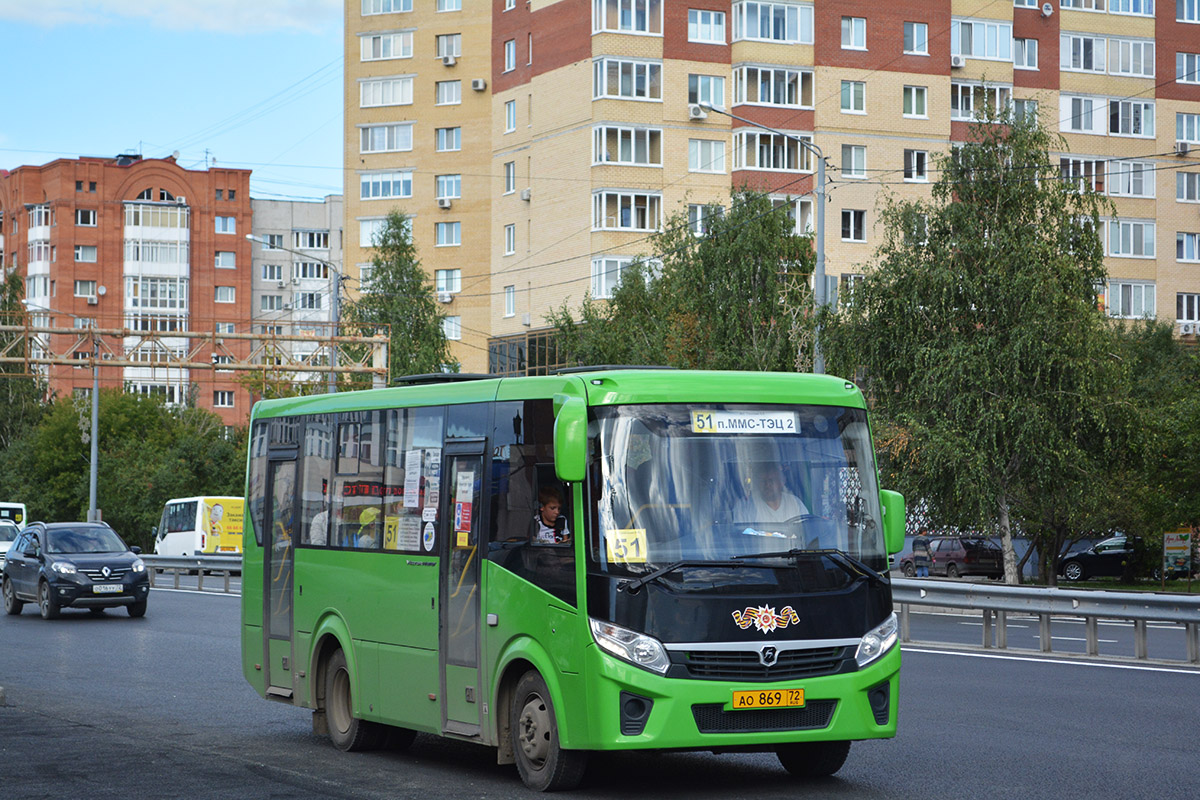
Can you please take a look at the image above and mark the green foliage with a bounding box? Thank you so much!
[0,391,246,551]
[0,270,47,450]
[549,190,815,371]
[343,210,459,381]
[822,107,1131,582]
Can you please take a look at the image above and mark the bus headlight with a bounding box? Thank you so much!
[589,618,671,674]
[855,612,899,668]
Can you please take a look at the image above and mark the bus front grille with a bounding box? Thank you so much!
[691,700,837,733]
[680,647,848,681]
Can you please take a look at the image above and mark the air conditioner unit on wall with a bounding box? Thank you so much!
[950,55,965,69]
[688,104,708,120]
[86,296,98,305]
[1176,140,1191,156]
[471,78,487,91]
[437,291,453,303]
[520,187,531,201]
[176,195,187,205]
[437,197,453,209]
[441,55,456,67]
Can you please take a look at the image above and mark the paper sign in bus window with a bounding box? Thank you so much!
[404,450,422,507]
[606,529,648,564]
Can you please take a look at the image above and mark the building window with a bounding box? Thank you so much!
[361,31,413,61]
[1181,0,1200,22]
[1063,96,1099,134]
[904,22,928,55]
[1014,38,1038,70]
[1061,34,1106,73]
[687,74,725,107]
[360,122,414,153]
[840,81,865,113]
[952,18,1012,61]
[360,76,414,107]
[594,126,663,166]
[294,231,329,250]
[841,209,866,242]
[436,127,461,151]
[688,203,724,236]
[688,139,726,173]
[362,0,412,14]
[841,16,865,50]
[443,316,462,340]
[688,9,725,43]
[215,251,236,268]
[436,80,461,105]
[504,100,518,133]
[1061,157,1106,193]
[436,269,462,293]
[360,218,387,248]
[733,66,812,107]
[1179,232,1200,262]
[505,224,516,255]
[840,145,866,179]
[951,83,1012,121]
[504,162,516,193]
[214,391,234,408]
[593,0,663,35]
[505,0,515,9]
[216,322,235,334]
[592,191,662,231]
[1105,281,1155,318]
[215,216,236,234]
[903,85,927,117]
[1109,0,1154,16]
[436,222,462,246]
[504,39,516,71]
[1180,113,1200,143]
[360,170,413,199]
[74,280,97,299]
[733,131,813,172]
[74,245,97,262]
[437,0,461,10]
[1179,293,1200,324]
[1109,100,1154,137]
[262,295,284,311]
[436,174,462,199]
[1014,99,1039,124]
[731,1,814,44]
[75,209,96,226]
[215,286,236,303]
[593,58,662,100]
[504,285,516,317]
[591,257,631,298]
[1108,161,1154,198]
[1178,172,1200,202]
[1180,53,1200,84]
[262,234,283,250]
[436,33,461,58]
[1109,38,1155,78]
[297,292,323,310]
[1108,220,1156,258]
[262,264,283,282]
[295,262,329,280]
[904,149,928,182]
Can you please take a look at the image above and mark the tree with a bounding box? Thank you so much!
[549,189,815,370]
[342,210,458,381]
[0,270,47,452]
[821,107,1133,584]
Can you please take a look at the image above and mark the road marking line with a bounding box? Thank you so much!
[149,587,240,598]
[902,646,1200,675]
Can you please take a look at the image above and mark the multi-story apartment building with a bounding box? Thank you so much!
[345,1,1200,375]
[0,154,253,425]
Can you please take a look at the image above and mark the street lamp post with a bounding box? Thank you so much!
[246,234,342,393]
[24,300,101,521]
[699,103,827,374]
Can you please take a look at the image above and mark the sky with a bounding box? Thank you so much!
[0,0,345,200]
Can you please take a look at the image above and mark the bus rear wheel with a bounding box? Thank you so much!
[511,670,587,791]
[325,648,384,752]
[776,740,851,778]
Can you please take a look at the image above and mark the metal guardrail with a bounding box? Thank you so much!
[892,577,1200,665]
[142,555,242,594]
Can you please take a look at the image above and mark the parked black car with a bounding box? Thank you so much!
[1057,535,1141,582]
[2,522,150,619]
[900,536,1004,578]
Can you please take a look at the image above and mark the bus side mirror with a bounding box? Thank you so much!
[880,490,905,555]
[554,396,587,483]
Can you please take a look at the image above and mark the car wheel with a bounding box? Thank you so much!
[127,600,147,618]
[1062,560,1085,581]
[512,670,588,791]
[946,563,960,579]
[2,577,23,615]
[776,740,852,778]
[38,580,61,620]
[902,563,916,578]
[325,648,384,752]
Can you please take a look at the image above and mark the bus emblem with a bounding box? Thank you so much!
[732,605,800,633]
[759,646,779,667]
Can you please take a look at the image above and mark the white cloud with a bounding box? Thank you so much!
[0,0,341,34]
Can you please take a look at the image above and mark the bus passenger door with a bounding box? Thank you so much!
[440,445,484,737]
[263,459,297,700]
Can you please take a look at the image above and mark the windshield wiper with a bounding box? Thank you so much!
[732,548,888,587]
[620,559,750,593]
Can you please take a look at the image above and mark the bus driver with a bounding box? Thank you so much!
[739,462,808,524]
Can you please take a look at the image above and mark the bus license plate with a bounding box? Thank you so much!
[92,584,122,594]
[731,688,805,710]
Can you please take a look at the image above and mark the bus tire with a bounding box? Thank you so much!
[776,740,851,778]
[325,649,383,752]
[384,725,417,751]
[511,670,587,791]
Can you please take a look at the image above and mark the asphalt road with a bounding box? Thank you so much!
[0,587,1197,799]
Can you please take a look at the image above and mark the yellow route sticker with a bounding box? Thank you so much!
[606,529,648,564]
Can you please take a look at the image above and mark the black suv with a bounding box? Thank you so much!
[2,522,150,619]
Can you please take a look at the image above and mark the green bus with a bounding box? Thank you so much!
[241,369,905,790]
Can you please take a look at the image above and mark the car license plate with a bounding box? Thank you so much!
[92,584,122,594]
[731,688,805,710]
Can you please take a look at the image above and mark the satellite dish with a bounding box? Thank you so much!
[98,285,107,296]
[171,150,180,160]
[1041,2,1053,15]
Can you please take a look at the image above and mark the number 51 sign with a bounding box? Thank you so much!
[606,529,648,564]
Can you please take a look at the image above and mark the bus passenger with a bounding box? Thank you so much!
[531,486,570,544]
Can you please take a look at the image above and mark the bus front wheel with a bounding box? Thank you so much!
[776,740,851,778]
[325,649,384,752]
[511,670,587,791]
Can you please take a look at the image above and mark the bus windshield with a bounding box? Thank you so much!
[588,403,888,575]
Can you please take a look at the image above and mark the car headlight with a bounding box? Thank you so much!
[589,618,671,674]
[50,561,77,575]
[131,558,146,573]
[855,612,899,668]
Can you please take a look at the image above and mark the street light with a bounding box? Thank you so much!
[246,234,342,393]
[23,300,101,521]
[699,103,828,374]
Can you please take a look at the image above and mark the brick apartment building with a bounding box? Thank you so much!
[0,155,254,426]
[344,0,1200,375]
